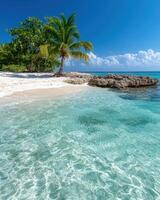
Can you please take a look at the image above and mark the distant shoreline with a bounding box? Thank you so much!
[72,71,160,73]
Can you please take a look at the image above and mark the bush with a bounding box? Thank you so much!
[1,65,27,72]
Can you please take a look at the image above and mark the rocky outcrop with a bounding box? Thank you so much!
[88,74,158,89]
[65,78,88,85]
[54,72,92,80]
[55,72,158,89]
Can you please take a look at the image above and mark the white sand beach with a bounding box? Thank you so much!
[0,72,87,98]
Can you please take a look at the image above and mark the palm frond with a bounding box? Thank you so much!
[60,13,67,26]
[45,13,93,71]
[65,26,79,43]
[69,41,93,51]
[72,31,80,39]
[67,13,76,26]
[70,51,89,62]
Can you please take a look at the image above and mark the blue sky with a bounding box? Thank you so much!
[1,0,160,71]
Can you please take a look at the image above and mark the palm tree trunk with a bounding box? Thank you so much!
[27,59,34,72]
[58,56,65,75]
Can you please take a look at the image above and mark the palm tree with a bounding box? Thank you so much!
[45,14,93,74]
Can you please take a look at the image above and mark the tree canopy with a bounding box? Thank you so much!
[0,14,93,73]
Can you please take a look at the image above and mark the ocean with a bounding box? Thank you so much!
[0,72,160,199]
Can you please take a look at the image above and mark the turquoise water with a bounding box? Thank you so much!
[0,72,160,199]
[90,71,160,79]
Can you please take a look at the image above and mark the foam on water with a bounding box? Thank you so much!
[0,83,160,199]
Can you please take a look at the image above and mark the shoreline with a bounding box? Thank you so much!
[0,72,88,99]
[0,85,88,105]
[0,72,90,105]
[0,71,157,103]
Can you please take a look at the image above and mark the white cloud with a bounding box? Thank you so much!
[66,49,160,68]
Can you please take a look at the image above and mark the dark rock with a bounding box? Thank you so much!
[54,72,92,80]
[65,78,88,85]
[88,75,158,89]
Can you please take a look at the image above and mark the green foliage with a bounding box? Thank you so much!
[0,44,13,65]
[0,14,93,73]
[45,13,93,74]
[1,65,26,72]
[8,17,48,71]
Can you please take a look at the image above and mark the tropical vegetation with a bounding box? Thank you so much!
[0,14,93,74]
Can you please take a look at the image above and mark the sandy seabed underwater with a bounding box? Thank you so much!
[0,72,160,199]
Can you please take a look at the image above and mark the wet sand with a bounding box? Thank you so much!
[0,85,88,105]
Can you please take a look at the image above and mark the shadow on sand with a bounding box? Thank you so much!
[0,72,54,79]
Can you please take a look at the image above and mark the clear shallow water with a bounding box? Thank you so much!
[0,72,160,199]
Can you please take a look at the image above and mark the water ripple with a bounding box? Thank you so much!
[0,88,160,199]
